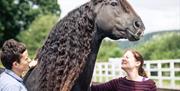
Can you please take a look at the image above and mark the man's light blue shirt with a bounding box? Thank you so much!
[0,69,27,91]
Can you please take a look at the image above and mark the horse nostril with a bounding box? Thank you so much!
[111,2,118,6]
[137,32,141,36]
[137,31,144,37]
[134,21,141,28]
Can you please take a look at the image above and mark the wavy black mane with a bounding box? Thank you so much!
[25,0,145,91]
[25,2,97,91]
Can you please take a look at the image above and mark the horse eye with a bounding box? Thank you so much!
[111,2,118,6]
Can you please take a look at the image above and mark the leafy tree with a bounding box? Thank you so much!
[0,0,60,47]
[16,14,58,58]
[97,40,123,62]
[136,32,180,60]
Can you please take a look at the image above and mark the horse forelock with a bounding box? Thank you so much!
[34,2,96,91]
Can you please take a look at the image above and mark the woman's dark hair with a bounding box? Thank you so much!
[0,39,26,70]
[125,49,147,77]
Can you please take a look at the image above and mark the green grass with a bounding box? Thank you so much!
[175,80,180,88]
[163,80,171,86]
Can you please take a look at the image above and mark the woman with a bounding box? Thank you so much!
[91,49,157,91]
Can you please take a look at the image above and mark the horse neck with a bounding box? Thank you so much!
[33,3,101,91]
[71,27,105,91]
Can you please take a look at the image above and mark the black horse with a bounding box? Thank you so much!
[24,0,145,91]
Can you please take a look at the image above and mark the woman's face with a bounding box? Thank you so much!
[121,51,140,70]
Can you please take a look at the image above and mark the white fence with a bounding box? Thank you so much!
[92,58,180,89]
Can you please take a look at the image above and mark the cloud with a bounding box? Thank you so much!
[58,0,89,18]
[129,0,180,33]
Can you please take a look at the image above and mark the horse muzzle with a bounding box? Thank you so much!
[127,19,145,41]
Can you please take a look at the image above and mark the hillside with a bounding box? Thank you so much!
[118,30,180,49]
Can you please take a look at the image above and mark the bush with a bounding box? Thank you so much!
[16,14,58,58]
[97,40,122,62]
[136,32,180,60]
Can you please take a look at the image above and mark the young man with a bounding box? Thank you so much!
[0,39,36,91]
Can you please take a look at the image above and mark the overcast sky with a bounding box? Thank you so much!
[58,0,180,34]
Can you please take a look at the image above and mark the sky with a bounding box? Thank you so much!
[58,0,180,34]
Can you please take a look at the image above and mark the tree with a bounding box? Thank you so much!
[0,0,60,47]
[97,40,123,62]
[136,32,180,60]
[16,14,58,58]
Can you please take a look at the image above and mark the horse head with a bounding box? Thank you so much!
[93,0,145,40]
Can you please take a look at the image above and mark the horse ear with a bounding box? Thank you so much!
[91,0,103,5]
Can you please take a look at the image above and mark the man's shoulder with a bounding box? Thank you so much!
[0,72,19,84]
[0,68,4,74]
[0,72,21,90]
[0,82,22,91]
[0,70,27,91]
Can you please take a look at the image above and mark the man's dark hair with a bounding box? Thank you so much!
[0,39,26,70]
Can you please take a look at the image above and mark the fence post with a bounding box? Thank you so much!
[158,61,162,88]
[170,60,175,88]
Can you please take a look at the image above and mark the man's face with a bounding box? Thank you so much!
[15,50,30,74]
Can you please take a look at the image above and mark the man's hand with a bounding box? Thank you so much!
[28,60,38,68]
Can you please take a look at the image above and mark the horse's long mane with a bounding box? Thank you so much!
[34,2,96,91]
[25,0,145,91]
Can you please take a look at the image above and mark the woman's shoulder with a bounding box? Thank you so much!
[108,77,128,84]
[119,76,155,84]
[146,79,156,85]
[111,77,125,82]
[108,76,156,85]
[140,78,156,87]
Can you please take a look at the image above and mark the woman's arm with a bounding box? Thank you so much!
[149,80,157,91]
[90,79,118,91]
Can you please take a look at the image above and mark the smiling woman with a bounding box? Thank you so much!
[91,49,157,91]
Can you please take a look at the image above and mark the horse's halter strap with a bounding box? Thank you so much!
[127,28,142,39]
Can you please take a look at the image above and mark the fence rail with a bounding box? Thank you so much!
[92,59,180,90]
